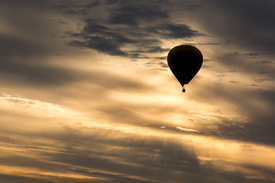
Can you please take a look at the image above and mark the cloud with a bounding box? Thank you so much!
[69,21,202,59]
[175,0,275,86]
[67,0,204,60]
[159,62,169,68]
[185,76,275,145]
[0,174,53,183]
[148,23,203,39]
[108,4,169,25]
[69,20,136,56]
[53,1,99,15]
[1,68,275,183]
[0,35,50,59]
[0,0,50,9]
[193,0,275,53]
[2,0,275,182]
[1,113,275,183]
[70,38,127,56]
[69,20,164,57]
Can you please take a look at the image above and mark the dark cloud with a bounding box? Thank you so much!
[0,33,58,60]
[159,62,169,68]
[70,21,201,58]
[184,4,203,11]
[0,2,55,38]
[105,0,120,5]
[58,20,68,24]
[69,20,164,57]
[0,0,50,9]
[188,78,275,146]
[211,53,275,87]
[180,0,275,86]
[0,34,82,86]
[0,60,157,93]
[229,52,241,56]
[154,56,166,60]
[69,20,137,56]
[2,125,275,183]
[254,78,271,83]
[0,0,89,86]
[243,53,260,57]
[195,40,231,45]
[196,0,275,53]
[68,0,203,59]
[53,0,99,15]
[108,5,169,25]
[0,174,53,183]
[149,23,203,39]
[0,32,158,89]
[0,127,199,182]
[105,0,170,6]
[135,46,169,53]
[256,61,272,64]
[0,62,83,87]
[69,38,127,56]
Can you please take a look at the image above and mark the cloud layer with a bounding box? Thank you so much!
[1,0,275,182]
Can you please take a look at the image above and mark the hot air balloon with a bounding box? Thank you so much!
[167,45,203,92]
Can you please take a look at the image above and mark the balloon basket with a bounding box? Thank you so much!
[182,86,185,92]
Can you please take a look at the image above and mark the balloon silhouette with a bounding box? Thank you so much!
[167,45,203,92]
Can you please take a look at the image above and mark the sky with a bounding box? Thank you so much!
[1,0,275,182]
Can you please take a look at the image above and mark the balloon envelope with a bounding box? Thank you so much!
[167,45,203,92]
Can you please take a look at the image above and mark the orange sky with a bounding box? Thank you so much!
[0,0,275,182]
